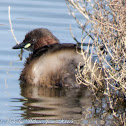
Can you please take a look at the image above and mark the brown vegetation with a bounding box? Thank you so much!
[66,0,126,125]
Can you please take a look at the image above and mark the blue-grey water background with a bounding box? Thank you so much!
[0,0,87,125]
[0,0,125,126]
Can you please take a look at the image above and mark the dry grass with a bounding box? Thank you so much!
[66,0,126,125]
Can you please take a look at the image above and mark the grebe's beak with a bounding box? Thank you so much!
[12,42,31,49]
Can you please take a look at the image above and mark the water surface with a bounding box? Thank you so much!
[0,0,84,125]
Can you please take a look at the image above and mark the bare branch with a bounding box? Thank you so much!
[8,6,19,45]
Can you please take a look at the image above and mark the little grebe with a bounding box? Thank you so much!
[13,28,101,87]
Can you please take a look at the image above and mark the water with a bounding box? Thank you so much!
[0,0,125,126]
[0,0,84,125]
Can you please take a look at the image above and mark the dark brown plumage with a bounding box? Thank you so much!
[13,28,103,87]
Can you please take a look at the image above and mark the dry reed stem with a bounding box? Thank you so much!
[8,6,19,45]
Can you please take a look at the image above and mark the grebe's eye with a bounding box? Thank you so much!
[32,39,36,43]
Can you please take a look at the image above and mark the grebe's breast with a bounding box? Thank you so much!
[20,44,84,87]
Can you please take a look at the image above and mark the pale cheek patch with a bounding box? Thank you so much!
[24,43,31,49]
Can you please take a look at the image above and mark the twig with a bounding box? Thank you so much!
[8,6,19,45]
[69,25,80,44]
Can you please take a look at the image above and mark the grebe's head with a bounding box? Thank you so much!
[12,28,59,51]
